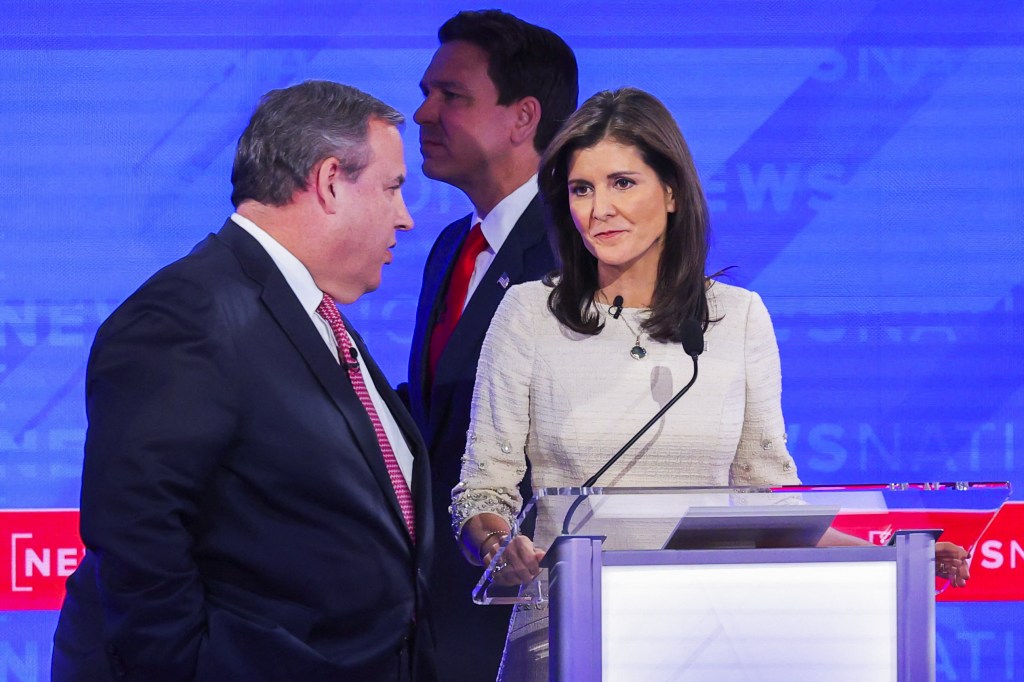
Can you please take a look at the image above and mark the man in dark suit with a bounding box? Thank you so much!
[52,81,437,681]
[407,11,578,680]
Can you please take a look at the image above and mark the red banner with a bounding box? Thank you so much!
[0,510,85,610]
[936,500,1024,602]
[831,502,1024,601]
[1,504,1020,610]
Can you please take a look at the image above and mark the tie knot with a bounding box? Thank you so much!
[318,293,339,320]
[466,222,486,252]
[317,293,348,341]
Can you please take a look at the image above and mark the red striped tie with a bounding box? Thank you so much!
[317,294,416,541]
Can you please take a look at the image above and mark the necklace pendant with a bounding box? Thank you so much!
[630,345,647,360]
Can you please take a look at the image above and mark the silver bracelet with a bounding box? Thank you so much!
[478,530,510,562]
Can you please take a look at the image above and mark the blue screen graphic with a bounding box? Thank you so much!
[1,1,1022,678]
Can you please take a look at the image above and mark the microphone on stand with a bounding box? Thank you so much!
[561,318,705,534]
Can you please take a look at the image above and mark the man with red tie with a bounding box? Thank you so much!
[405,10,578,681]
[52,81,438,681]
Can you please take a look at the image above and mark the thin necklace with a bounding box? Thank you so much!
[599,291,649,360]
[618,313,648,360]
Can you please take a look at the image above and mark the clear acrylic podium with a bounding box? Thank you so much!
[473,482,1010,682]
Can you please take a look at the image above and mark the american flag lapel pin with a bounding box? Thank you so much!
[498,273,510,289]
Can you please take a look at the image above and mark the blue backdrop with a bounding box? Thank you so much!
[1,1,1022,678]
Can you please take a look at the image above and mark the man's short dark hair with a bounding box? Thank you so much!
[231,80,404,207]
[439,10,578,153]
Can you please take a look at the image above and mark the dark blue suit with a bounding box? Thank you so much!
[407,195,556,680]
[53,220,437,681]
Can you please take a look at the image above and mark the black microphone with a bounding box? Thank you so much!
[609,295,624,319]
[682,317,704,357]
[562,318,705,534]
[340,346,359,371]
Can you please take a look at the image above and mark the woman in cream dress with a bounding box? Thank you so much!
[450,88,969,681]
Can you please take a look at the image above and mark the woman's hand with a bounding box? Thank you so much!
[484,535,546,587]
[935,541,970,588]
[461,513,545,585]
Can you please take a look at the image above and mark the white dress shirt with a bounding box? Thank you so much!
[462,174,539,311]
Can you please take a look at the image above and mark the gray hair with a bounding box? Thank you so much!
[230,80,404,207]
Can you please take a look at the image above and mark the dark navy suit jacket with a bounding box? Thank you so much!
[53,220,437,682]
[406,195,556,679]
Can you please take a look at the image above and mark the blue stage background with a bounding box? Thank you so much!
[1,1,1022,678]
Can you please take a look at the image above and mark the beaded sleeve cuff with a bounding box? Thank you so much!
[449,488,518,540]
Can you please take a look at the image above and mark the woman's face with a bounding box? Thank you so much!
[566,138,675,284]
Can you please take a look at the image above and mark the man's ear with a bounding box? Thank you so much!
[510,96,541,147]
[314,157,342,214]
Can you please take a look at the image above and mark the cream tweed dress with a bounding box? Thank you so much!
[451,279,800,681]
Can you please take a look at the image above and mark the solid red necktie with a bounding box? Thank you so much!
[428,222,487,384]
[317,294,416,541]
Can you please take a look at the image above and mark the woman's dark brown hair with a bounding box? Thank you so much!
[539,87,711,342]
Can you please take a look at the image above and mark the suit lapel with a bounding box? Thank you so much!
[216,221,412,542]
[412,215,472,403]
[458,198,547,337]
[427,197,551,445]
[348,323,433,548]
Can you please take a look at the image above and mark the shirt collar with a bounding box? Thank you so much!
[230,212,325,315]
[471,174,538,253]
